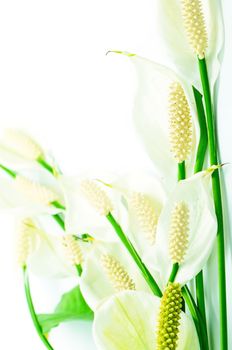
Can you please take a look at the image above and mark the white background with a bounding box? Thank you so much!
[0,1,231,349]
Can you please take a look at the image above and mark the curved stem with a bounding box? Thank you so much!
[193,86,208,173]
[177,156,208,348]
[23,267,54,350]
[182,285,207,350]
[0,163,17,178]
[37,158,55,175]
[198,57,228,350]
[168,263,179,283]
[107,212,162,297]
[52,213,65,230]
[193,85,209,349]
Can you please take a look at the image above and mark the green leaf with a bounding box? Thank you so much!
[37,285,94,334]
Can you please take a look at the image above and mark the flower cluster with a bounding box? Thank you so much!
[0,1,228,350]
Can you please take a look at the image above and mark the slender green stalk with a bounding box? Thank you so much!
[178,161,186,181]
[192,85,209,349]
[182,285,207,350]
[76,264,83,276]
[168,263,179,283]
[193,87,208,173]
[0,164,16,178]
[52,214,65,229]
[52,201,66,210]
[198,57,228,350]
[177,156,208,349]
[107,212,162,297]
[37,157,55,175]
[23,267,54,350]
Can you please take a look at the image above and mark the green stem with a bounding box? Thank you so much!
[193,86,208,173]
[168,263,179,283]
[0,164,17,178]
[182,285,207,350]
[23,267,54,350]
[192,85,209,350]
[52,213,65,230]
[51,201,66,210]
[37,158,55,175]
[178,161,186,181]
[107,212,162,297]
[198,57,228,350]
[177,157,208,348]
[76,264,83,276]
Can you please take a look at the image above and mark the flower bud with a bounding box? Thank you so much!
[181,0,208,59]
[101,254,136,292]
[17,218,36,267]
[156,283,182,350]
[3,129,44,160]
[80,179,113,216]
[169,202,190,264]
[169,82,192,163]
[63,235,83,266]
[15,175,59,205]
[130,192,158,244]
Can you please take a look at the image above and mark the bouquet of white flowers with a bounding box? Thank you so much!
[0,1,229,349]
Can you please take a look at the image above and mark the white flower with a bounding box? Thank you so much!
[110,53,199,190]
[145,170,217,288]
[80,241,150,310]
[14,214,75,278]
[111,171,166,257]
[59,173,125,241]
[153,0,224,92]
[0,129,44,169]
[0,167,64,213]
[93,290,199,350]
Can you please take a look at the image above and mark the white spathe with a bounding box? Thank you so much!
[60,174,124,241]
[111,170,166,257]
[120,54,199,190]
[145,170,217,288]
[153,0,224,93]
[80,241,150,311]
[93,291,199,350]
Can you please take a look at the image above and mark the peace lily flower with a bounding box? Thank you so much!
[144,169,217,288]
[59,174,125,241]
[109,52,199,190]
[80,240,150,310]
[0,166,64,213]
[153,0,224,92]
[16,215,84,278]
[79,169,217,301]
[93,288,199,350]
[0,128,54,172]
[111,171,166,256]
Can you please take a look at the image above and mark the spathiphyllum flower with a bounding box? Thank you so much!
[153,0,224,92]
[80,241,150,310]
[62,234,84,266]
[0,167,63,213]
[17,218,38,267]
[14,175,59,206]
[18,218,76,278]
[0,128,44,169]
[145,170,217,288]
[2,129,44,160]
[112,171,166,256]
[60,174,124,241]
[110,53,199,189]
[93,289,199,349]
